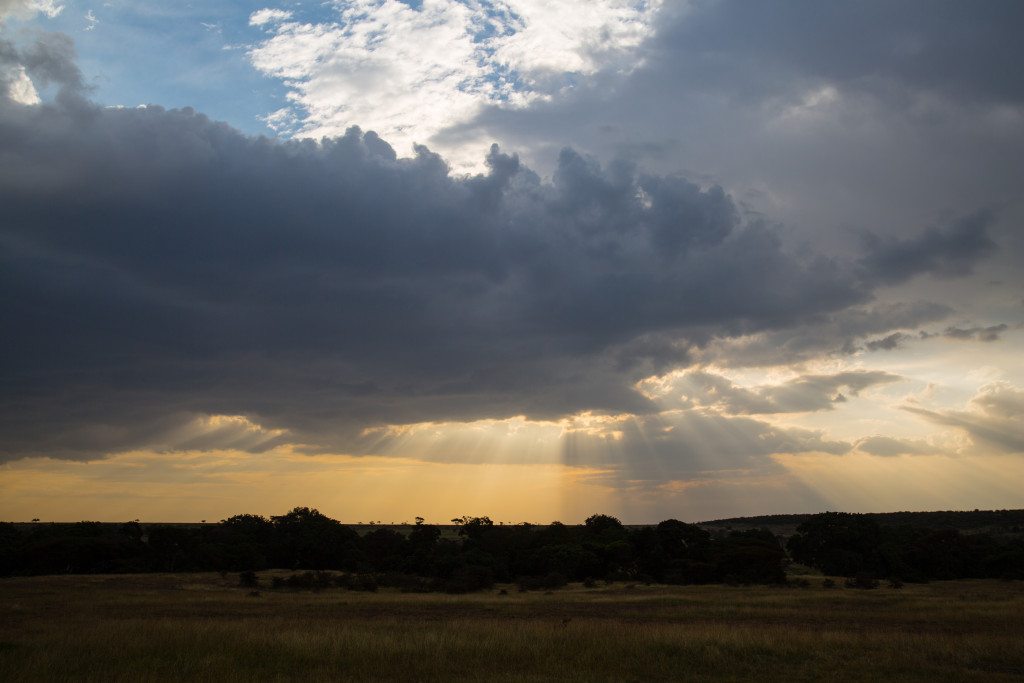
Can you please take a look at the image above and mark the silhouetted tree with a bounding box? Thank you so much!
[0,508,1017,587]
[271,507,360,570]
[787,512,882,576]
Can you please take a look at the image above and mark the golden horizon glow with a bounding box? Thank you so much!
[2,333,1022,523]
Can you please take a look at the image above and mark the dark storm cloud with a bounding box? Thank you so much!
[0,29,84,98]
[448,1,1024,155]
[17,31,82,91]
[0,35,22,91]
[0,32,999,462]
[442,0,1024,288]
[653,1,1024,107]
[858,210,997,285]
[0,56,874,459]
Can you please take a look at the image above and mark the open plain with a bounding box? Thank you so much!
[2,572,1023,681]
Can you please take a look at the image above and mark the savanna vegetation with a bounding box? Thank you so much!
[1,509,1023,680]
[2,509,1022,589]
[1,572,1023,681]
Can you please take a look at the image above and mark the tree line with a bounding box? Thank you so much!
[0,509,1020,590]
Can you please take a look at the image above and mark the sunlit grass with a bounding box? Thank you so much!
[2,574,1023,681]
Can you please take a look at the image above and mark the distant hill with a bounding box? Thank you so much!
[698,509,1024,539]
[10,509,1024,539]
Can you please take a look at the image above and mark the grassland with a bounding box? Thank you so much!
[2,573,1023,681]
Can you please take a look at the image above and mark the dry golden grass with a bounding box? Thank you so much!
[2,573,1023,681]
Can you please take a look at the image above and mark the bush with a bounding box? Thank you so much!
[516,572,568,592]
[238,570,259,588]
[269,571,337,590]
[352,575,378,592]
[845,573,880,589]
[441,565,494,594]
[822,578,836,589]
[374,572,432,593]
[331,573,378,592]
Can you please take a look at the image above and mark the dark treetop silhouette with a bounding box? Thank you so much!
[2,509,1022,589]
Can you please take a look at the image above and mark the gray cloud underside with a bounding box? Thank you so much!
[943,324,1009,343]
[904,383,1024,454]
[657,1,1024,107]
[853,435,932,457]
[696,301,953,367]
[858,210,997,285]
[864,332,908,352]
[667,370,902,415]
[863,321,1011,351]
[0,32,998,461]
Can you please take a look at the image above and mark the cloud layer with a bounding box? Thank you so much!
[1,4,1022,525]
[0,83,881,458]
[0,17,1011,475]
[646,370,902,415]
[906,382,1024,455]
[444,0,1024,272]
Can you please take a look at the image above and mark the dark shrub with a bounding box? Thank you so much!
[714,529,787,584]
[375,572,432,593]
[442,565,494,594]
[983,550,1024,580]
[584,514,625,536]
[238,570,258,588]
[352,575,378,592]
[787,513,882,576]
[270,570,338,590]
[286,571,316,589]
[360,528,407,572]
[271,508,361,570]
[822,578,836,589]
[333,573,377,591]
[845,573,880,589]
[517,572,568,592]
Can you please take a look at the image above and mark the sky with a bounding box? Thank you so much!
[1,0,1023,523]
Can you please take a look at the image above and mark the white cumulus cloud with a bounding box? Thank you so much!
[247,0,661,169]
[0,0,61,20]
[249,8,293,27]
[4,63,39,103]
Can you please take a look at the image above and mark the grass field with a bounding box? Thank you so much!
[2,573,1023,681]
